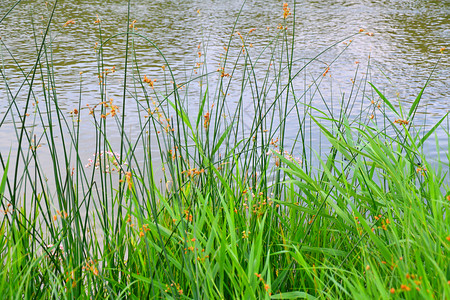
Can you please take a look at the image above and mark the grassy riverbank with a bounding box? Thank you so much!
[1,1,449,299]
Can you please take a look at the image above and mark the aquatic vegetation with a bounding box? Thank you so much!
[0,1,448,299]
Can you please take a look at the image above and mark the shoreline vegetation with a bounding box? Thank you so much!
[1,1,449,299]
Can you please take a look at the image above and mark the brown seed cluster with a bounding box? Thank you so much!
[394,119,409,126]
[282,3,291,19]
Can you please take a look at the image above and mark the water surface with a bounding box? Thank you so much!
[0,0,448,181]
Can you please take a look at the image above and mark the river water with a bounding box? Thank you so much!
[0,0,449,185]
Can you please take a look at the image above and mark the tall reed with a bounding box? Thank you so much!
[0,1,448,299]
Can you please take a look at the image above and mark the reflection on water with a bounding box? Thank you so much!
[0,0,448,166]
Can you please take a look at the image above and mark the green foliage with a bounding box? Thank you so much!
[0,1,448,299]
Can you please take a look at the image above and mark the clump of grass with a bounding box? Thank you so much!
[0,1,449,299]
